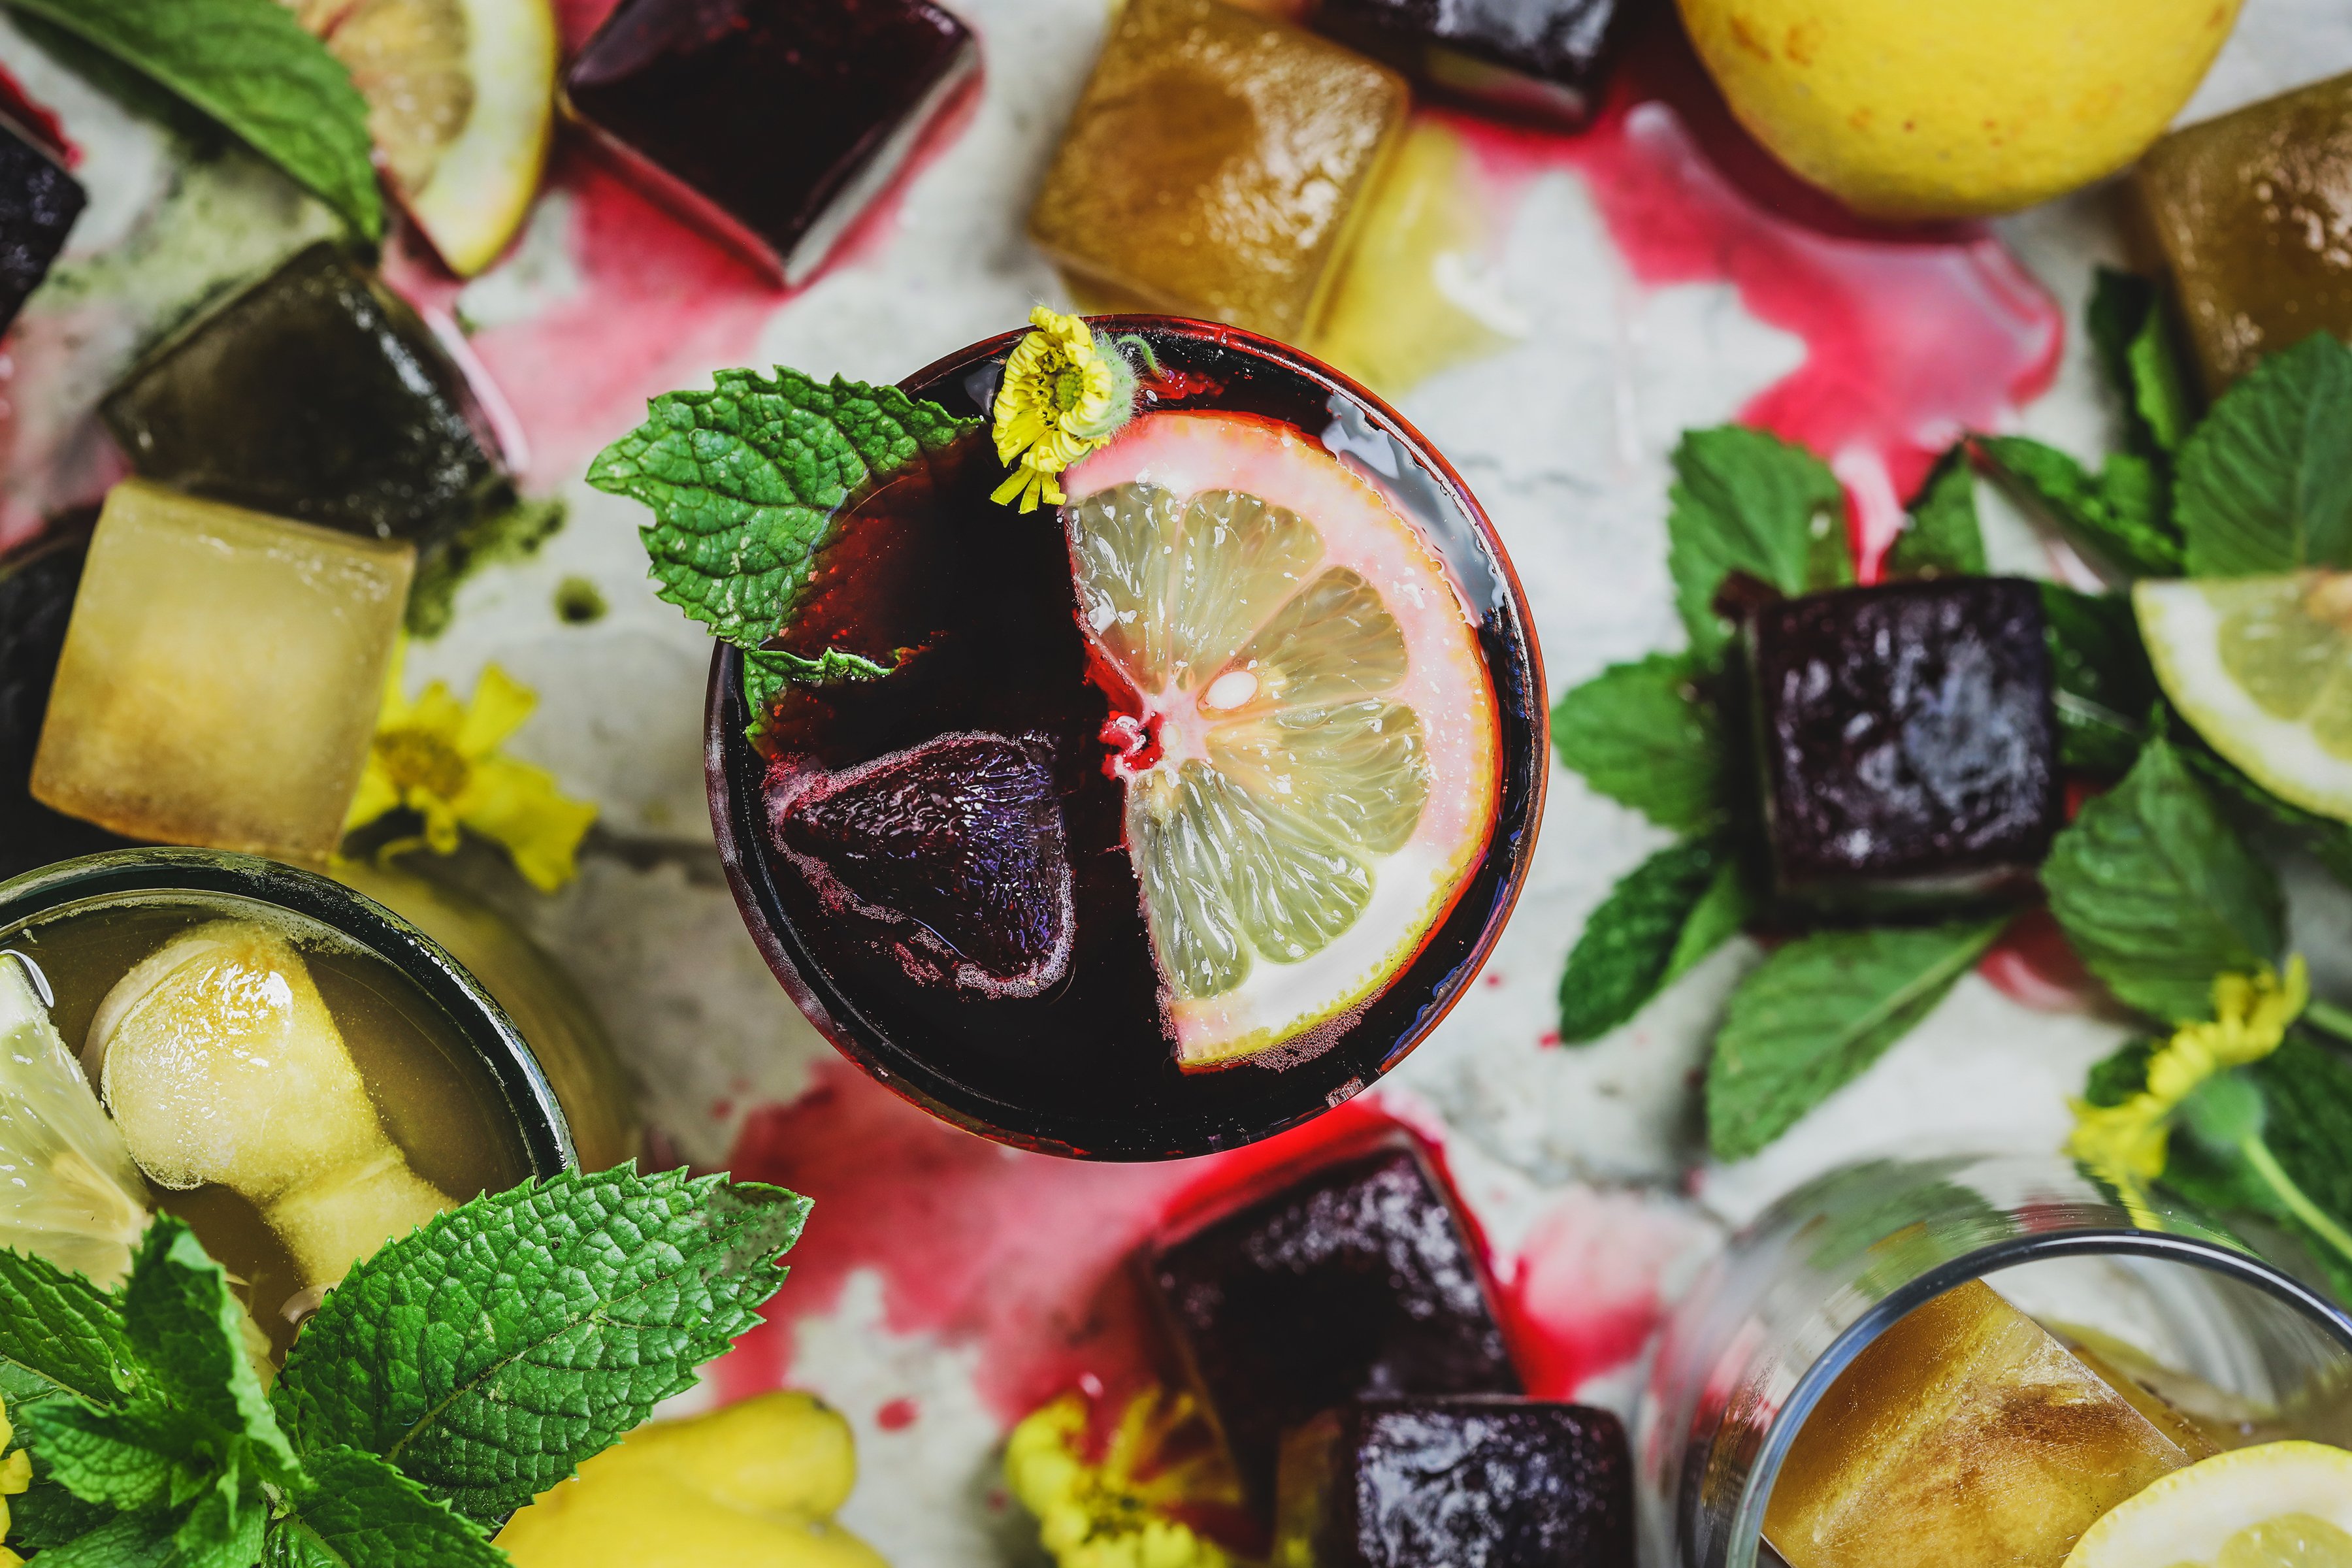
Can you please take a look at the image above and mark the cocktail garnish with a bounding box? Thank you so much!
[988,307,1143,513]
[1005,1387,1240,1568]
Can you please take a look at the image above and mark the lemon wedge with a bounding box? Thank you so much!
[2136,574,2352,821]
[0,952,150,1289]
[2065,1441,2352,1567]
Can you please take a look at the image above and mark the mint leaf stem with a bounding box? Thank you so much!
[2303,998,2352,1047]
[2239,1133,2352,1270]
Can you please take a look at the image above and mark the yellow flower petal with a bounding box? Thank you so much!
[457,664,539,759]
[343,762,405,835]
[1005,1390,1236,1568]
[0,1450,27,1495]
[455,756,598,894]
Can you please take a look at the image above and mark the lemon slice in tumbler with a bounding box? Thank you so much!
[0,953,150,1289]
[2136,574,2352,821]
[1063,413,1500,1069]
[2065,1441,2352,1567]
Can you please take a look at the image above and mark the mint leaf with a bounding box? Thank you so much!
[5,0,382,240]
[2087,268,2197,458]
[1558,837,1733,1044]
[744,645,905,742]
[1665,427,1850,659]
[0,1248,136,1410]
[1667,855,1754,985]
[2176,333,2352,575]
[2180,740,2352,887]
[274,1166,809,1526]
[2040,584,2154,776]
[22,1402,176,1511]
[1883,448,1986,578]
[171,1449,267,1568]
[1975,436,2184,578]
[264,1448,508,1568]
[25,1508,182,1567]
[124,1217,293,1475]
[1707,918,2006,1161]
[589,369,976,649]
[1550,654,1729,833]
[2082,1037,2157,1109]
[2042,736,2281,1022]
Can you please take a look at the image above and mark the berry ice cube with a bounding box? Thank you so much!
[0,110,84,338]
[1028,0,1409,343]
[1744,578,2060,916]
[563,0,978,286]
[30,480,414,862]
[1310,0,1622,128]
[1764,1279,2211,1568]
[1146,1137,1520,1516]
[99,243,508,547]
[2136,72,2352,393]
[0,524,131,879]
[770,730,1075,996]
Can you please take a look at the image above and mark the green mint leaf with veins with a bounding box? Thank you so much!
[1558,836,1746,1045]
[2178,737,2352,889]
[1665,426,1850,660]
[2177,332,2352,575]
[263,1448,509,1568]
[5,0,383,240]
[1707,918,2007,1162]
[2087,268,2197,459]
[24,1507,185,1567]
[589,368,976,650]
[1883,446,1987,579]
[21,1402,178,1512]
[1974,436,2184,578]
[2040,584,2155,777]
[2044,735,2281,1022]
[744,645,906,743]
[123,1217,294,1477]
[0,1248,137,1411]
[273,1165,809,1527]
[1551,653,1730,834]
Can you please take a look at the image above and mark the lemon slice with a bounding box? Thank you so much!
[2065,1441,2352,1567]
[1063,413,1500,1069]
[0,953,150,1289]
[320,0,556,276]
[2136,574,2352,821]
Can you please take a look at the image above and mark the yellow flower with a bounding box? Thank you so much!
[991,306,1138,513]
[1005,1388,1239,1568]
[2067,957,2310,1217]
[345,647,598,893]
[0,1390,29,1567]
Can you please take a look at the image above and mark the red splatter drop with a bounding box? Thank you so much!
[1978,906,2109,1015]
[875,1397,919,1431]
[1537,1030,1562,1047]
[1497,1188,1698,1397]
[0,65,73,165]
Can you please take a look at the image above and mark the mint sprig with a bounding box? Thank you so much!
[2175,333,2352,575]
[1557,836,1747,1044]
[1550,654,1728,834]
[5,0,383,240]
[1665,427,1850,660]
[267,1447,509,1568]
[1974,436,2184,578]
[1881,448,1985,579]
[2085,267,2196,460]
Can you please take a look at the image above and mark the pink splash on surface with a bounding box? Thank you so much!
[1979,907,2110,1015]
[875,1397,920,1431]
[1499,1188,1701,1399]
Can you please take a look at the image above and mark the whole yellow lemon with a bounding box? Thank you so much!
[1677,0,2244,220]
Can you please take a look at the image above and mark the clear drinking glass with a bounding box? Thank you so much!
[1638,1154,2352,1568]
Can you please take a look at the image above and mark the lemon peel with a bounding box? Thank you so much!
[1005,1388,1239,1568]
[991,308,1140,513]
[344,645,597,892]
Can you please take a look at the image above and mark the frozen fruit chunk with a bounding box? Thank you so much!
[30,480,414,862]
[99,243,508,546]
[1744,578,2060,915]
[2136,73,2352,394]
[1147,1137,1519,1516]
[1029,0,1409,342]
[0,112,82,337]
[0,524,133,878]
[1310,0,1622,128]
[563,0,977,286]
[1276,1397,1633,1568]
[1764,1279,2213,1568]
[771,732,1075,996]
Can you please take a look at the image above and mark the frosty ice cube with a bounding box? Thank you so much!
[1311,0,1623,127]
[30,481,414,862]
[99,244,508,546]
[2136,72,2352,393]
[1147,1136,1520,1517]
[1275,1397,1633,1568]
[563,0,978,286]
[0,111,82,337]
[1763,1279,2213,1568]
[1028,0,1409,343]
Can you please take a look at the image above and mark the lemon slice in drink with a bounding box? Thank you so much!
[0,953,149,1288]
[2065,1441,2352,1567]
[1062,413,1500,1069]
[2136,574,2352,821]
[318,0,556,276]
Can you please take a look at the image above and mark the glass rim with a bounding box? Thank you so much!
[1722,1224,2352,1568]
[704,313,1550,1159]
[0,847,578,1178]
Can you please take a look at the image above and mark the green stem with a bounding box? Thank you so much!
[2303,998,2352,1046]
[2240,1133,2352,1268]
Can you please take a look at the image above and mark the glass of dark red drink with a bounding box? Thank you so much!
[705,319,1544,1158]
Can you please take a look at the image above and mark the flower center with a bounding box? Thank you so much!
[375,727,470,799]
[1051,361,1088,414]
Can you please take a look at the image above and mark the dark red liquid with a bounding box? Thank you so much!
[708,321,1543,1159]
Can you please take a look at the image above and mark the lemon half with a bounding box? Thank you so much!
[2065,1441,2352,1567]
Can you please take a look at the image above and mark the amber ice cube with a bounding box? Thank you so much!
[1029,0,1408,344]
[31,481,414,862]
[2136,71,2352,394]
[0,111,83,337]
[1763,1279,2213,1568]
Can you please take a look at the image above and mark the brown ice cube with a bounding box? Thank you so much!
[1763,1279,2213,1568]
[2136,72,2352,394]
[1028,0,1408,344]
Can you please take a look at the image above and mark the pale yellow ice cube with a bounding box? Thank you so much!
[31,480,413,862]
[1765,1278,2213,1568]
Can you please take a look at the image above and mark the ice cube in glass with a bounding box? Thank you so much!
[1310,0,1622,127]
[0,110,84,337]
[1763,1278,2212,1568]
[563,0,978,286]
[30,480,414,862]
[99,243,507,546]
[1028,0,1409,343]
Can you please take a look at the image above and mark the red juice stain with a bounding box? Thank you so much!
[0,65,72,164]
[1496,1188,1699,1397]
[1978,906,2108,1015]
[875,1397,920,1431]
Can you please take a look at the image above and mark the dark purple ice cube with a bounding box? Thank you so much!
[0,521,135,877]
[1275,1397,1634,1568]
[0,113,84,337]
[1147,1137,1520,1518]
[771,730,1074,996]
[1309,0,1622,127]
[1746,578,2060,915]
[563,0,979,286]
